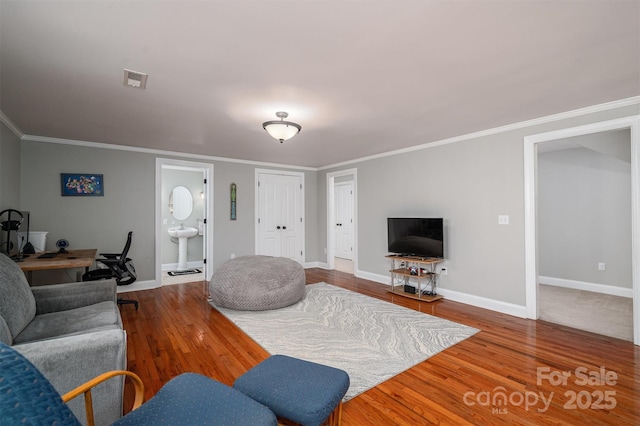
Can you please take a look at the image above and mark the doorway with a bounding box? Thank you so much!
[524,116,640,345]
[327,169,358,273]
[155,159,214,287]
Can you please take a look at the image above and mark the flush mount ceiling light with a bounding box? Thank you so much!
[262,111,302,143]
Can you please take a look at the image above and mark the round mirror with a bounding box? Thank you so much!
[170,186,193,220]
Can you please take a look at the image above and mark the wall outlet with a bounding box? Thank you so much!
[498,215,510,225]
[598,262,606,271]
[230,253,235,259]
[440,267,448,276]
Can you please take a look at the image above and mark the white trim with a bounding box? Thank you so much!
[524,115,640,345]
[0,111,24,139]
[254,168,306,264]
[117,279,158,293]
[156,158,215,289]
[354,268,527,318]
[304,261,329,269]
[319,96,640,171]
[539,276,633,299]
[21,134,315,171]
[326,168,358,272]
[355,269,388,285]
[437,288,528,318]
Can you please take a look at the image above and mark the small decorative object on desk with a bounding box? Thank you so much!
[55,239,69,253]
[61,173,104,196]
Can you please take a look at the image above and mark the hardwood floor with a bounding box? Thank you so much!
[119,269,640,425]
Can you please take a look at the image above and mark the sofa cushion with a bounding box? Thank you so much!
[0,254,36,340]
[13,301,121,345]
[0,314,12,345]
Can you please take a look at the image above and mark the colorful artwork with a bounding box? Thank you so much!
[61,173,104,196]
[230,183,237,220]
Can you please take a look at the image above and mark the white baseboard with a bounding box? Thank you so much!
[304,261,329,269]
[437,288,527,318]
[355,269,527,318]
[117,279,158,293]
[355,270,389,284]
[539,276,633,298]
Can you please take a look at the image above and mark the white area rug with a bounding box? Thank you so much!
[214,282,478,400]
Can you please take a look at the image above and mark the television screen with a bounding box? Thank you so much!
[387,218,444,259]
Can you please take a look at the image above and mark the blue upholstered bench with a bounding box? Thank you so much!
[234,355,350,426]
[0,342,277,426]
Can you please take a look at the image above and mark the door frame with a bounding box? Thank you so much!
[326,168,358,272]
[156,158,215,285]
[254,168,305,264]
[523,115,640,345]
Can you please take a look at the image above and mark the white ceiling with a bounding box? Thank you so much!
[1,1,638,168]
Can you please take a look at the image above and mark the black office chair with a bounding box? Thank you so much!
[83,231,139,309]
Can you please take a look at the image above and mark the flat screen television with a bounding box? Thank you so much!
[387,218,444,259]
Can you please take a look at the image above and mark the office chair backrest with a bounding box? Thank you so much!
[116,231,136,286]
[121,231,133,260]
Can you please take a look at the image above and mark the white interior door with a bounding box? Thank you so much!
[334,182,354,260]
[257,171,304,263]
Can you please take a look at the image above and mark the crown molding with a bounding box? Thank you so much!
[319,96,640,171]
[9,96,640,171]
[20,134,317,171]
[0,111,24,139]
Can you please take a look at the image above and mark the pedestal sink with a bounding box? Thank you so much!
[168,226,199,271]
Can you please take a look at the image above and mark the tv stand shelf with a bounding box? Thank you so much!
[386,255,444,302]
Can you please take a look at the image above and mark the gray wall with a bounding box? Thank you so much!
[538,144,632,288]
[211,162,318,269]
[20,142,156,284]
[0,122,21,254]
[7,101,639,306]
[317,103,639,306]
[0,122,21,211]
[161,168,204,266]
[18,140,318,282]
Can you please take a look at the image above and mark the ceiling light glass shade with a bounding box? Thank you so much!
[262,112,302,143]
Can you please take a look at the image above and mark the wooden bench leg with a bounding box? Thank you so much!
[326,400,343,426]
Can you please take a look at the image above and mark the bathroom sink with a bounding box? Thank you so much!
[168,226,198,238]
[168,226,199,271]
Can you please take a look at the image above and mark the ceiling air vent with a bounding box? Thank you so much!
[123,69,148,89]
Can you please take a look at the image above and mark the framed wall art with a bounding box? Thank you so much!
[61,173,104,196]
[230,182,237,220]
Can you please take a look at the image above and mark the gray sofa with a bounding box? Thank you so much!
[0,253,126,426]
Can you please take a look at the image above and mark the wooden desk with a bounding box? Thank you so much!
[18,249,97,284]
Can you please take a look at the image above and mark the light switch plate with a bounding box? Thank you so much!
[498,215,510,225]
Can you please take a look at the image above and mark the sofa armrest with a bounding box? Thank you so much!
[14,329,127,426]
[32,279,117,314]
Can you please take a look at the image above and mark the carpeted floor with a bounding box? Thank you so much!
[539,284,633,341]
[213,282,478,401]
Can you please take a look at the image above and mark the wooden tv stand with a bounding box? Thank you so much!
[386,255,444,302]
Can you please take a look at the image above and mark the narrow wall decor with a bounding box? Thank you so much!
[230,183,237,220]
[61,173,104,196]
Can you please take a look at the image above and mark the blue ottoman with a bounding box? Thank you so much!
[234,355,350,426]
